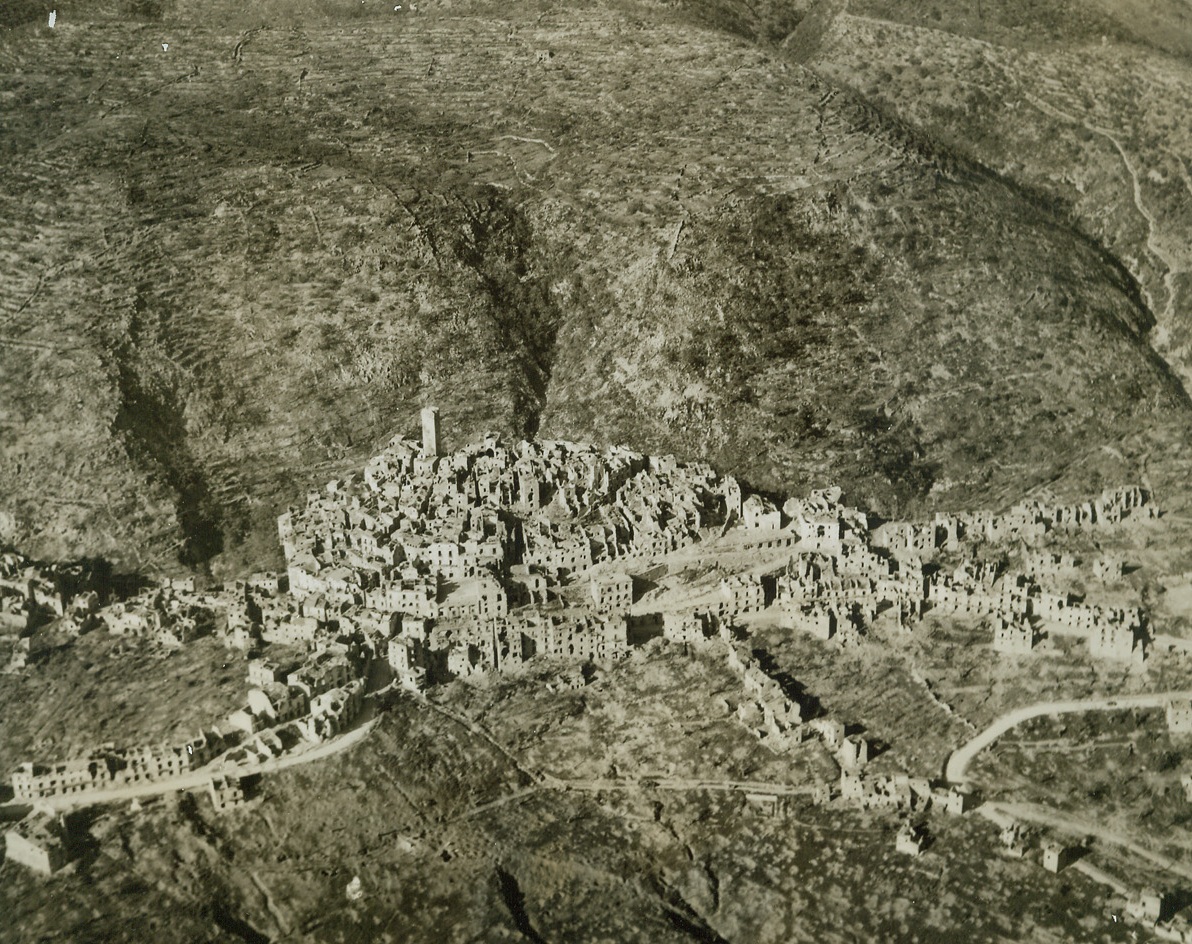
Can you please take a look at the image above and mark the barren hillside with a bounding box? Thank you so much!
[1,0,1189,576]
[790,0,1192,387]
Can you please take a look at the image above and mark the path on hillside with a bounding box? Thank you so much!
[441,774,828,851]
[558,776,817,797]
[414,695,827,829]
[943,691,1192,784]
[419,695,562,786]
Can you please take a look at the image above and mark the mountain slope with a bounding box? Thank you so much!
[0,0,1188,573]
[789,0,1192,388]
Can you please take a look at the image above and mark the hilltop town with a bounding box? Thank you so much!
[5,408,1192,937]
[5,0,1192,936]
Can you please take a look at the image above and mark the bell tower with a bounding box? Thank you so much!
[421,406,442,457]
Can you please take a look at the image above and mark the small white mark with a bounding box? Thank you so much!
[47,10,56,28]
[162,42,169,51]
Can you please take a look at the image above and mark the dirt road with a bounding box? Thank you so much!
[27,718,378,813]
[943,690,1192,783]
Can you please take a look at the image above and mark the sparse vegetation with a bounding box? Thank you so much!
[5,0,1192,940]
[1,0,1187,571]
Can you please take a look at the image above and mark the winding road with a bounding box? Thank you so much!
[943,690,1192,784]
[24,718,380,813]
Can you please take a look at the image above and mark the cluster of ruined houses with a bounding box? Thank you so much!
[9,647,366,806]
[0,550,158,638]
[269,409,741,689]
[7,572,370,810]
[0,550,71,634]
[279,409,725,602]
[232,645,365,746]
[869,486,1153,557]
[925,561,1146,661]
[0,563,247,649]
[831,766,975,816]
[255,411,1158,696]
[0,413,1166,876]
[95,571,310,651]
[12,731,226,802]
[721,482,1153,653]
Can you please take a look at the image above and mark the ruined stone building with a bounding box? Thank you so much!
[4,810,70,874]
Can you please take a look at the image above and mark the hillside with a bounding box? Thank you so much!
[789,0,1192,390]
[0,0,1189,577]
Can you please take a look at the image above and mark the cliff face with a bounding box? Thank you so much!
[1,0,1189,573]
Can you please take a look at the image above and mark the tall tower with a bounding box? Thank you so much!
[421,406,442,457]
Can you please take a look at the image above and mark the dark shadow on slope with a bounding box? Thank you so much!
[435,190,569,439]
[63,806,104,873]
[495,865,548,944]
[108,303,223,567]
[751,646,823,719]
[210,900,273,944]
[48,555,152,605]
[652,874,732,944]
[663,905,732,944]
[657,0,810,46]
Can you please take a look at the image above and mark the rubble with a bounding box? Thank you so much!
[5,412,1165,839]
[895,821,928,856]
